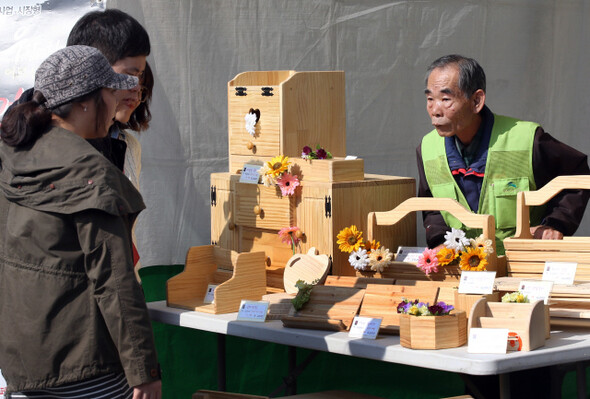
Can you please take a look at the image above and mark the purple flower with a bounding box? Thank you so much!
[428,304,444,315]
[316,148,327,159]
[302,146,312,156]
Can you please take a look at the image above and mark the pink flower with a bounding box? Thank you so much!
[277,173,300,196]
[416,248,439,276]
[278,226,302,254]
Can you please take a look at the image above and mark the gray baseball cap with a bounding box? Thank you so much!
[35,45,139,109]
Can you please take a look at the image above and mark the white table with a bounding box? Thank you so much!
[148,300,590,398]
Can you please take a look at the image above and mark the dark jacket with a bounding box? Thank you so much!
[0,127,160,393]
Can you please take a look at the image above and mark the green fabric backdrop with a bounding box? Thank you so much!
[140,266,582,399]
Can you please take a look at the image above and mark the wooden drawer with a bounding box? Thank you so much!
[228,85,280,157]
[234,182,295,230]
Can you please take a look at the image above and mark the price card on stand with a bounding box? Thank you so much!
[519,280,553,304]
[237,300,270,322]
[542,262,577,285]
[203,284,217,304]
[348,316,382,339]
[239,164,262,184]
[396,246,427,263]
[468,328,509,354]
[458,271,496,294]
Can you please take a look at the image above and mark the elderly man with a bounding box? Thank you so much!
[417,54,589,254]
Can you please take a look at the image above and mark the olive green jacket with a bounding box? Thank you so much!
[0,127,159,393]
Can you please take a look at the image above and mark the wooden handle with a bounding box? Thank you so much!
[246,141,255,151]
[253,205,262,215]
[265,257,272,266]
[228,222,235,231]
[295,230,304,239]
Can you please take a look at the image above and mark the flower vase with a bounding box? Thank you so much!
[399,311,467,349]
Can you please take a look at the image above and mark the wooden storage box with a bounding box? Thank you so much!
[228,70,346,173]
[210,172,416,289]
[399,311,467,349]
[504,175,590,280]
[167,245,266,314]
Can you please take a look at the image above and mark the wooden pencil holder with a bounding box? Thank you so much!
[399,311,467,350]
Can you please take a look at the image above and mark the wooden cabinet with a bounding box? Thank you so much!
[227,71,346,173]
[211,172,417,289]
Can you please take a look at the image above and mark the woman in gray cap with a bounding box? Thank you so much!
[0,46,161,399]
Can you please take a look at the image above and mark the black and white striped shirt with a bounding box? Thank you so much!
[9,373,132,399]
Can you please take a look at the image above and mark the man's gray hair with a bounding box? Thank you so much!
[425,54,486,97]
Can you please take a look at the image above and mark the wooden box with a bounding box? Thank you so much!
[399,311,467,349]
[228,71,346,173]
[167,245,266,314]
[210,172,416,289]
[468,298,548,351]
[362,197,505,281]
[503,175,590,280]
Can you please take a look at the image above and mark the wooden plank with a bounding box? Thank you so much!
[324,275,395,288]
[504,237,590,251]
[505,250,590,263]
[290,158,364,183]
[282,286,365,330]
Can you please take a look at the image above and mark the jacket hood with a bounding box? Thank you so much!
[0,127,145,216]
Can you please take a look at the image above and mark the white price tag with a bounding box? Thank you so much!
[468,328,509,354]
[0,369,6,399]
[344,155,358,160]
[237,300,270,322]
[348,316,382,339]
[239,164,262,184]
[543,262,577,285]
[396,246,427,263]
[518,280,553,304]
[203,284,217,304]
[458,271,496,294]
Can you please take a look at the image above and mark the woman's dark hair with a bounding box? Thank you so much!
[68,9,153,133]
[1,89,108,147]
[66,9,150,64]
[115,61,153,132]
[1,91,52,146]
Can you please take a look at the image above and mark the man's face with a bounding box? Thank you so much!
[425,65,478,140]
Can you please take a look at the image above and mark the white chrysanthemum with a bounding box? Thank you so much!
[470,235,494,254]
[349,248,370,270]
[258,164,275,187]
[245,112,257,136]
[369,247,393,272]
[444,228,470,251]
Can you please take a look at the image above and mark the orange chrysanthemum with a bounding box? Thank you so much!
[337,225,364,253]
[436,247,458,266]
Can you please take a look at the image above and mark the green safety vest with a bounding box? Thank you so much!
[421,114,544,254]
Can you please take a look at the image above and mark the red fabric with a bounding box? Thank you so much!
[132,243,140,266]
[451,167,485,177]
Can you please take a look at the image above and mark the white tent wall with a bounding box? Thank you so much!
[109,0,590,267]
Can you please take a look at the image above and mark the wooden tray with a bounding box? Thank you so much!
[281,285,365,331]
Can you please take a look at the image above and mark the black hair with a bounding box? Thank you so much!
[115,61,153,133]
[66,9,150,65]
[425,54,486,97]
[1,89,108,147]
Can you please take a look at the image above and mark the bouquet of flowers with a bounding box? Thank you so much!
[416,228,493,276]
[396,298,454,316]
[501,291,530,303]
[336,225,393,272]
[278,226,303,255]
[258,154,300,196]
[301,145,333,160]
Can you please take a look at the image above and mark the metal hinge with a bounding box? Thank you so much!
[261,87,274,96]
[210,185,217,206]
[324,195,332,218]
[235,87,247,96]
[211,240,218,246]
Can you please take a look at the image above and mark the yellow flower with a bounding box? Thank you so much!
[436,247,458,266]
[459,247,488,271]
[265,155,290,178]
[363,239,381,253]
[470,235,494,254]
[337,225,364,253]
